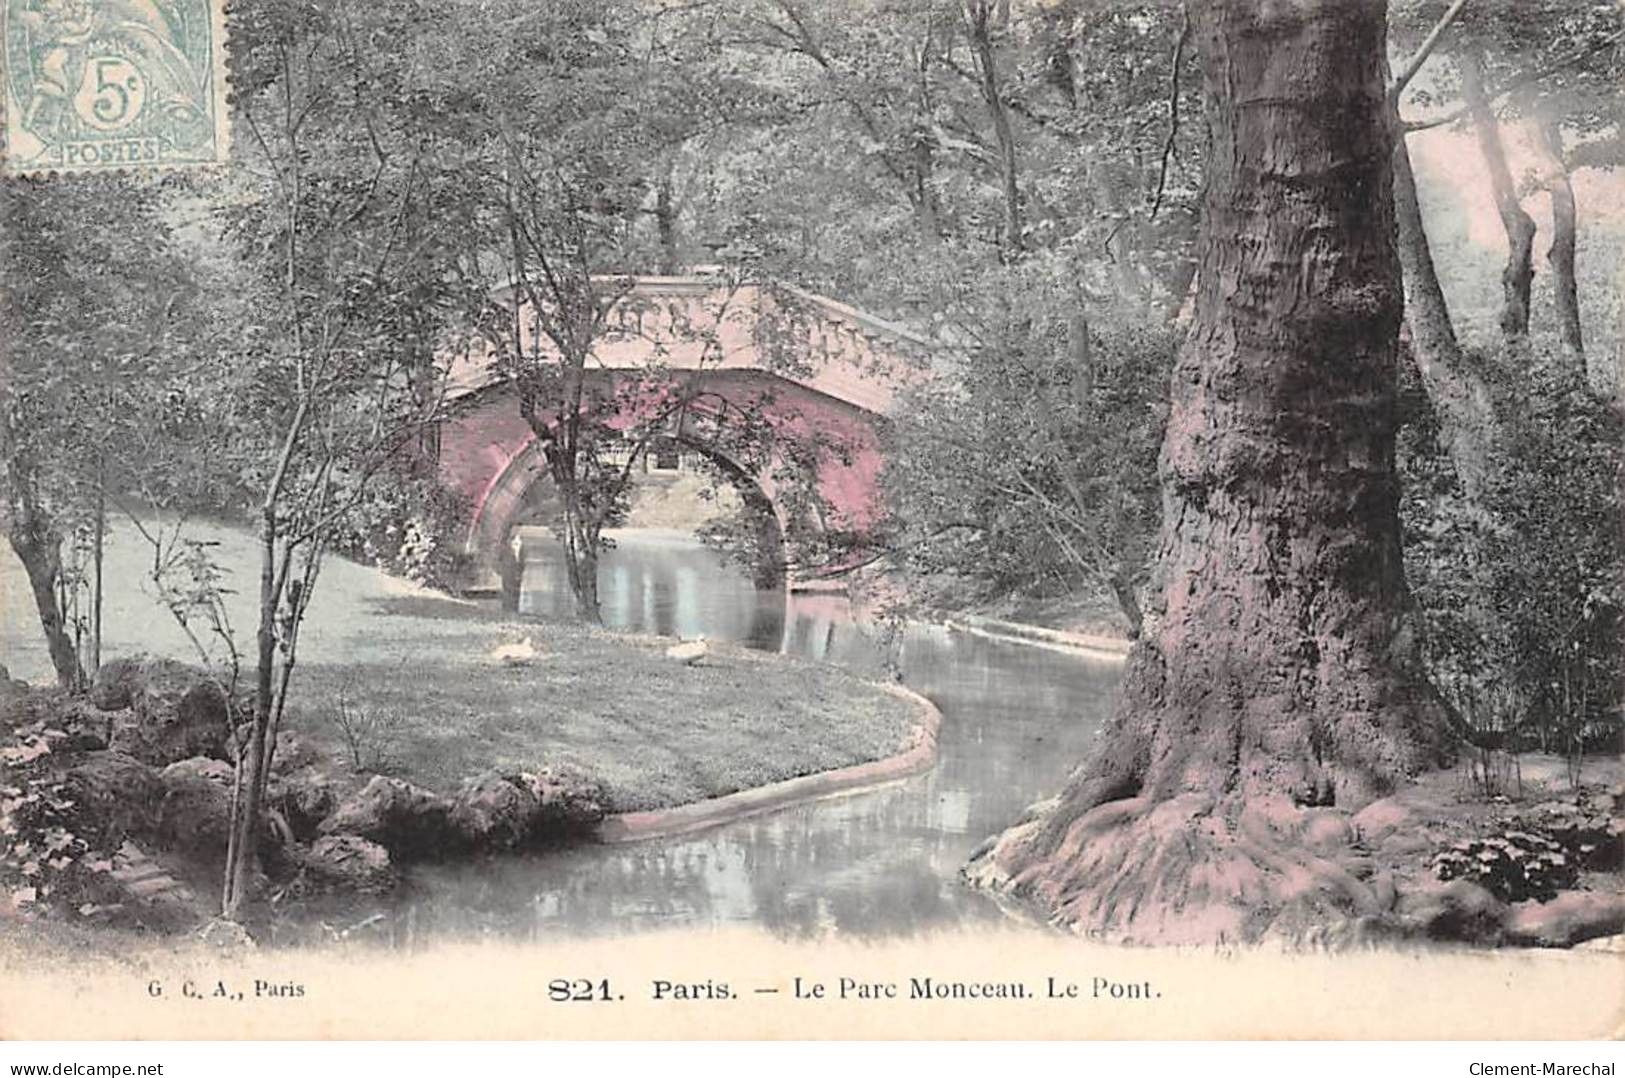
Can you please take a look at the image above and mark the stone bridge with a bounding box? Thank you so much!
[434,276,931,592]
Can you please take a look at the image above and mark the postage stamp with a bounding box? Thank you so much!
[1,0,228,173]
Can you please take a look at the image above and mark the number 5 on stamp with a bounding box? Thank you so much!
[2,0,230,173]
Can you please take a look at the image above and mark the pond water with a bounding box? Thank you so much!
[283,529,1121,946]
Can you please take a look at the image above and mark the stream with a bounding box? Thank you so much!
[287,528,1122,946]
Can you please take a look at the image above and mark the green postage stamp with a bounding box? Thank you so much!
[2,0,228,173]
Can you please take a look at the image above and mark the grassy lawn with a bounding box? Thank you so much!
[0,516,918,813]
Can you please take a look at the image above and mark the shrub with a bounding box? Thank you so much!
[1399,338,1623,759]
[1432,831,1577,903]
[882,291,1171,633]
[328,465,472,591]
[321,675,402,775]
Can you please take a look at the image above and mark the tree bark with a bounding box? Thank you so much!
[1391,130,1498,501]
[1529,110,1584,361]
[1108,569,1143,640]
[655,168,680,275]
[967,0,1450,944]
[8,526,82,689]
[91,470,104,675]
[966,0,1022,254]
[1616,270,1625,404]
[1460,49,1536,343]
[223,510,278,918]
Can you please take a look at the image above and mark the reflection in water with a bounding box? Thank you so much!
[518,528,791,650]
[281,529,1120,947]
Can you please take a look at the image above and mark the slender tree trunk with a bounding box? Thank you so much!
[966,1,1022,254]
[911,131,942,241]
[223,511,277,918]
[551,465,602,623]
[569,523,601,621]
[91,468,104,675]
[1616,269,1625,404]
[1460,49,1535,342]
[1108,569,1142,640]
[1529,111,1584,361]
[968,0,1449,945]
[1391,131,1498,501]
[655,170,679,276]
[9,527,82,688]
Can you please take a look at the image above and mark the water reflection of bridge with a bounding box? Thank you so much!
[514,527,882,659]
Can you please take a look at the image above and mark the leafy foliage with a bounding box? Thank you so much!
[884,282,1171,632]
[1400,337,1624,753]
[327,465,471,591]
[1432,830,1576,903]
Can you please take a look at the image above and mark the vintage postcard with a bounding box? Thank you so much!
[1,0,1622,1046]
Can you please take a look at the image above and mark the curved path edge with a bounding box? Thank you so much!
[594,683,943,845]
[944,613,1131,660]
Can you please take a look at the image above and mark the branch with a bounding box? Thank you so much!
[1401,29,1625,133]
[1388,0,1471,103]
[1148,4,1190,220]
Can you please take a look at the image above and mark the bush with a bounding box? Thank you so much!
[1432,831,1577,903]
[1399,339,1623,758]
[328,465,472,591]
[882,277,1171,632]
[321,675,402,774]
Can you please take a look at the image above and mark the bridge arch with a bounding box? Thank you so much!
[468,427,791,602]
[436,276,928,597]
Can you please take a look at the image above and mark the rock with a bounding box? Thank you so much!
[99,657,234,766]
[64,751,164,846]
[42,699,114,753]
[1351,796,1414,844]
[269,731,323,774]
[0,684,70,735]
[1298,809,1354,853]
[1398,879,1509,944]
[156,757,236,855]
[449,772,541,851]
[318,775,453,859]
[293,835,395,895]
[0,668,29,717]
[196,917,258,951]
[267,766,343,841]
[520,767,607,839]
[1505,891,1625,948]
[90,656,160,711]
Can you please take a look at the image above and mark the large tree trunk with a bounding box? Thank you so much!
[1460,49,1535,343]
[1391,132,1498,502]
[967,0,1450,945]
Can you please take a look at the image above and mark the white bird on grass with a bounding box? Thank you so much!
[490,635,538,667]
[665,635,709,666]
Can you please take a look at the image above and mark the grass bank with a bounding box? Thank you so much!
[0,516,920,813]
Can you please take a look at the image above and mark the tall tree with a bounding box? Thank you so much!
[0,177,211,688]
[1526,98,1584,358]
[1459,46,1537,342]
[1383,0,1502,504]
[968,0,1450,943]
[216,0,468,916]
